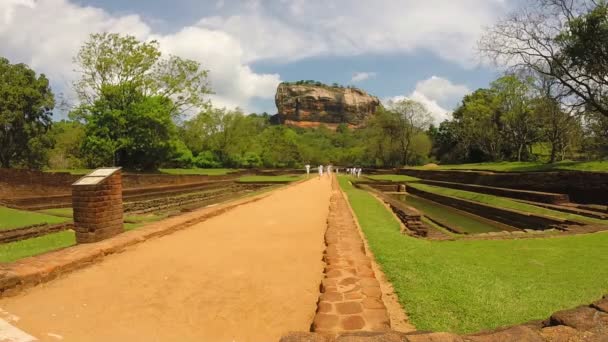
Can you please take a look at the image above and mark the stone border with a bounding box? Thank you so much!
[310,178,392,335]
[0,179,311,298]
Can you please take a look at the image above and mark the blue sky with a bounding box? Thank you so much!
[0,0,512,122]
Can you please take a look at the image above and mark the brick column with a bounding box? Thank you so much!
[72,168,124,244]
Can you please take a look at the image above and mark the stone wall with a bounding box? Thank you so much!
[72,171,123,243]
[281,294,608,341]
[407,186,578,230]
[398,169,608,204]
[420,180,570,205]
[123,184,269,213]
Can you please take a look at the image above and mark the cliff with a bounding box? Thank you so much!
[274,82,381,129]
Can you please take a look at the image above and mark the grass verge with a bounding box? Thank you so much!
[0,207,71,230]
[337,176,608,333]
[0,231,76,263]
[408,183,607,225]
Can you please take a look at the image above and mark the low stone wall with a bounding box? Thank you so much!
[398,169,608,204]
[281,294,608,341]
[123,184,269,213]
[407,186,579,230]
[420,180,570,205]
[0,168,77,198]
[0,223,72,244]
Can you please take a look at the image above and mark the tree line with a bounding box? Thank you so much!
[1,0,607,171]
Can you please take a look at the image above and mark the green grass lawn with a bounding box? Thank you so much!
[237,175,302,183]
[0,207,71,230]
[338,176,608,333]
[159,168,239,176]
[0,231,76,263]
[43,169,93,175]
[408,183,606,225]
[366,174,420,182]
[37,208,74,218]
[410,160,608,173]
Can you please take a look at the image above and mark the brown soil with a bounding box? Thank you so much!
[0,177,333,342]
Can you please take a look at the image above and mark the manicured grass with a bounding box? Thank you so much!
[366,174,420,182]
[159,168,238,176]
[408,183,607,225]
[44,169,92,175]
[237,175,302,183]
[410,160,608,173]
[0,207,71,230]
[37,208,74,218]
[338,176,608,333]
[0,231,76,263]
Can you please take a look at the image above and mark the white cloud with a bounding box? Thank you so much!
[197,0,509,66]
[386,76,471,124]
[351,72,376,83]
[0,0,280,114]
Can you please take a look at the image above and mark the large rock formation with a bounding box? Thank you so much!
[274,82,381,129]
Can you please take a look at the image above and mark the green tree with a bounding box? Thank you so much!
[480,0,608,118]
[0,57,54,169]
[386,99,433,166]
[492,75,540,161]
[259,126,301,167]
[72,33,211,169]
[46,120,86,169]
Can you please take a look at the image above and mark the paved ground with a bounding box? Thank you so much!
[0,176,332,342]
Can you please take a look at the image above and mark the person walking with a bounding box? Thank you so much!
[305,164,311,178]
[357,168,362,178]
[318,165,324,179]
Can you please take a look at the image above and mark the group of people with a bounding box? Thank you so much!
[304,164,362,179]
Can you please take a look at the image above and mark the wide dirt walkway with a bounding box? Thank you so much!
[0,176,332,342]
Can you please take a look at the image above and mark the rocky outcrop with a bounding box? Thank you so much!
[274,82,381,129]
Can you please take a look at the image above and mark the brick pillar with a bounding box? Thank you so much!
[72,168,124,244]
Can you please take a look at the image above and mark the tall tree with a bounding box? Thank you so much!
[480,0,608,118]
[0,57,54,169]
[386,99,433,166]
[72,33,212,169]
[492,75,540,161]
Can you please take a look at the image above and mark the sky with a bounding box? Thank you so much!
[0,0,513,123]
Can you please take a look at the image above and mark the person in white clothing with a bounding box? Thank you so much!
[305,164,311,178]
[357,168,362,178]
[318,165,324,179]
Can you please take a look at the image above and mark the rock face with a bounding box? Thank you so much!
[274,82,381,129]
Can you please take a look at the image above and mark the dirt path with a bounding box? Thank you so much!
[0,176,332,342]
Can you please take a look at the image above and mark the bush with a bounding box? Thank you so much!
[194,151,221,168]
